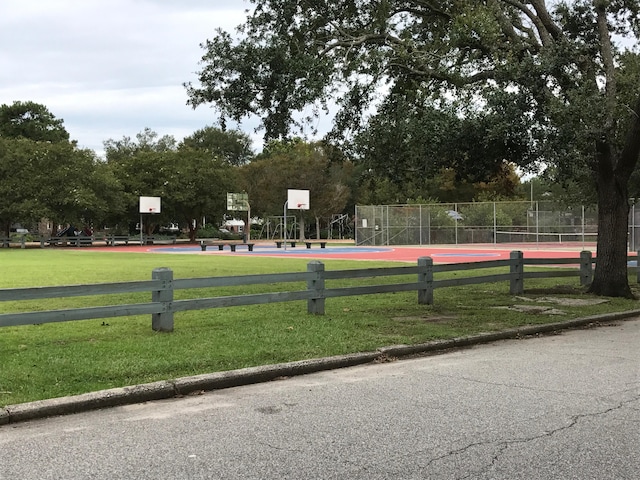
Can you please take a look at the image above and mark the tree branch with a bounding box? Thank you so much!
[595,0,617,134]
[529,0,564,41]
[319,33,395,56]
[412,0,452,20]
[491,1,525,44]
[499,0,555,46]
[487,0,541,54]
[387,61,498,86]
[390,1,452,21]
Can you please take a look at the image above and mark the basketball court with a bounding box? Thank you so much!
[92,193,604,264]
[95,241,598,264]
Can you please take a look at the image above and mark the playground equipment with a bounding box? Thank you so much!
[328,213,351,240]
[258,216,298,240]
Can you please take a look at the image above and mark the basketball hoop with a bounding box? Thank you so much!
[139,196,161,214]
[287,190,309,210]
[284,189,310,251]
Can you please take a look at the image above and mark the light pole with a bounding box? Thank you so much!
[531,180,534,205]
[283,200,288,251]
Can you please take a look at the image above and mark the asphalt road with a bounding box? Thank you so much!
[1,319,639,479]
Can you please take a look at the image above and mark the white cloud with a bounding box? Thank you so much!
[0,0,255,154]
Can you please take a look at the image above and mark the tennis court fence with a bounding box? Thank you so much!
[355,201,640,249]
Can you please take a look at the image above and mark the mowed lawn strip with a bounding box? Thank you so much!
[0,249,637,406]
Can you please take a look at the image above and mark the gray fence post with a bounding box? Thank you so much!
[307,261,325,315]
[418,256,433,305]
[509,251,524,294]
[580,251,593,286]
[637,251,640,284]
[152,267,174,332]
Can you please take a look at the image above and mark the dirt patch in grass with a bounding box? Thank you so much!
[494,305,567,315]
[524,285,585,295]
[514,296,610,307]
[392,315,458,324]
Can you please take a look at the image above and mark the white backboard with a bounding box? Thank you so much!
[139,196,161,214]
[287,189,310,210]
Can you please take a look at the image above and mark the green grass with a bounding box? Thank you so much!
[1,248,638,406]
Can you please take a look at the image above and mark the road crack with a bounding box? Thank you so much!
[426,393,640,480]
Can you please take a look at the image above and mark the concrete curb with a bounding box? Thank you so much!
[3,309,639,425]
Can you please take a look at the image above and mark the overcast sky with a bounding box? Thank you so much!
[2,2,637,160]
[0,0,268,156]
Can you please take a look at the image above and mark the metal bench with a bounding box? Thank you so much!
[275,240,298,248]
[200,240,255,252]
[105,235,133,246]
[40,236,93,247]
[304,241,327,249]
[143,235,177,245]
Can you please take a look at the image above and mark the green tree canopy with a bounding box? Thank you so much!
[180,126,254,166]
[0,101,70,143]
[0,101,119,235]
[174,128,251,239]
[105,128,246,239]
[353,91,535,192]
[187,0,640,297]
[240,139,352,238]
[104,129,180,233]
[0,138,115,235]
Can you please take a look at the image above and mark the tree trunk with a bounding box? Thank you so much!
[299,215,305,241]
[588,155,633,298]
[588,93,640,298]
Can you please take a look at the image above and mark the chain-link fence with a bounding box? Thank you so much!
[355,201,607,247]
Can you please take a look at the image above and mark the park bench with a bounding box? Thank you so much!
[275,240,327,248]
[200,240,255,252]
[40,236,93,247]
[105,234,134,246]
[304,241,327,249]
[3,236,28,248]
[104,235,177,246]
[143,235,177,245]
[275,240,298,248]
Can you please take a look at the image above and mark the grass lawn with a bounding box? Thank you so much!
[1,248,638,406]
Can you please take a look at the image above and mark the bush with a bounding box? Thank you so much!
[10,232,36,242]
[197,225,220,238]
[197,225,242,240]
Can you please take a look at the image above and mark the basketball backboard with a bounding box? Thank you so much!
[287,189,310,210]
[227,192,250,211]
[139,196,161,214]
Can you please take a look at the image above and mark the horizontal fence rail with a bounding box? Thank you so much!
[0,251,637,332]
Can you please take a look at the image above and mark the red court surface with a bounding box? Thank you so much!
[92,241,601,264]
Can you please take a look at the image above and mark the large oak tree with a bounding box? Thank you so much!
[186,0,640,297]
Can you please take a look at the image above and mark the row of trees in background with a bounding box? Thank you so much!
[0,100,539,243]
